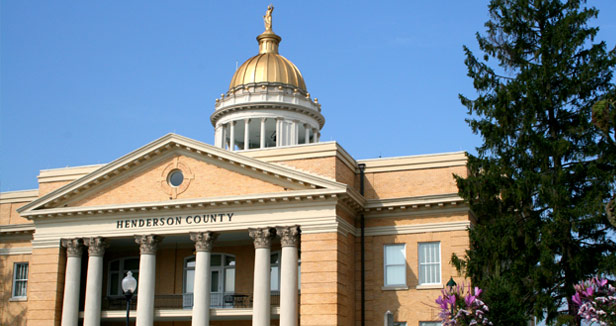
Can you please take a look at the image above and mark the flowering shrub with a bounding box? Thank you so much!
[572,277,616,326]
[435,284,492,326]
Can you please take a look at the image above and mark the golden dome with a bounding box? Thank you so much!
[229,25,307,91]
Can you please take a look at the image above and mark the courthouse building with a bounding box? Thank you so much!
[0,8,471,326]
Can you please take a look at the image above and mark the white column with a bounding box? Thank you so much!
[249,228,276,326]
[61,239,83,326]
[135,235,162,326]
[190,232,218,326]
[229,121,236,151]
[275,119,282,147]
[277,226,300,326]
[315,130,320,142]
[83,237,107,326]
[214,125,223,148]
[304,125,310,144]
[260,118,266,149]
[222,124,229,149]
[244,119,250,150]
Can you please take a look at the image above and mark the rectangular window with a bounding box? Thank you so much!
[418,242,441,285]
[384,244,406,286]
[419,322,441,326]
[394,322,407,326]
[12,262,28,298]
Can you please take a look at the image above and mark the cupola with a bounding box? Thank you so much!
[211,5,324,151]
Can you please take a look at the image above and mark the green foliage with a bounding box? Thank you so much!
[455,0,616,325]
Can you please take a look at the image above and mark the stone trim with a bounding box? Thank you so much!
[61,238,83,257]
[84,237,108,256]
[248,227,276,249]
[276,225,300,247]
[189,232,218,252]
[135,235,162,254]
[0,247,32,256]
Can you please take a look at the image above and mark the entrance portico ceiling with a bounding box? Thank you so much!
[18,133,363,219]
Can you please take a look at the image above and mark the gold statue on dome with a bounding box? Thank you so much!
[264,4,274,31]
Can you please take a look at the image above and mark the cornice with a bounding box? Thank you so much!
[0,223,35,234]
[211,102,325,128]
[358,151,467,173]
[0,190,38,204]
[38,164,104,183]
[364,220,471,236]
[21,188,347,220]
[365,193,464,212]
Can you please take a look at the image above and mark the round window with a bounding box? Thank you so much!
[168,170,184,187]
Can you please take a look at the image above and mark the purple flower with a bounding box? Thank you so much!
[465,294,477,307]
[474,287,483,296]
[583,286,594,297]
[572,292,582,306]
[436,296,449,310]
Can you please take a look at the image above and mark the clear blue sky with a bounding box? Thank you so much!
[2,1,615,192]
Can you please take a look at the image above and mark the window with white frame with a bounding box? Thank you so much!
[12,262,28,298]
[384,244,406,286]
[419,322,442,326]
[418,242,441,285]
[108,257,139,296]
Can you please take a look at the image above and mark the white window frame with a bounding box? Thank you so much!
[384,244,407,287]
[419,322,442,326]
[12,262,29,299]
[107,257,139,296]
[418,242,441,286]
[271,251,281,292]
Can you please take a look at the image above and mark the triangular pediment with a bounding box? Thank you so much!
[18,134,347,215]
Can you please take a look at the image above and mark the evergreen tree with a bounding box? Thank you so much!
[453,0,616,325]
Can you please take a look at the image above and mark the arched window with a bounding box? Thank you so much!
[108,257,139,296]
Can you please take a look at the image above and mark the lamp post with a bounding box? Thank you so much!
[122,271,137,326]
[446,277,457,317]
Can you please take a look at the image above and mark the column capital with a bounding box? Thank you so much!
[276,226,301,248]
[249,227,276,249]
[84,237,108,257]
[189,232,218,252]
[135,235,162,255]
[62,238,84,257]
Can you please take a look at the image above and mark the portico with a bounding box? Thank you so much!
[57,225,302,326]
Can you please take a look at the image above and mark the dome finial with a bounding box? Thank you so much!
[257,4,281,54]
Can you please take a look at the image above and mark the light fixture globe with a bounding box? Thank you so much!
[122,271,137,294]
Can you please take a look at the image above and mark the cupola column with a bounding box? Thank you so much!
[260,118,266,149]
[304,124,310,144]
[230,121,236,151]
[61,239,83,326]
[190,232,218,326]
[249,228,276,326]
[277,226,301,326]
[275,119,282,147]
[135,235,162,326]
[83,237,108,326]
[215,124,223,148]
[244,119,251,150]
